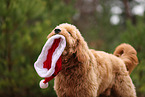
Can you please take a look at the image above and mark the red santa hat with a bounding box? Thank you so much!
[34,35,66,88]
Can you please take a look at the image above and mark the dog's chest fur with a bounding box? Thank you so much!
[54,53,98,97]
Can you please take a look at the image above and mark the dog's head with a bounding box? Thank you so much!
[47,23,89,61]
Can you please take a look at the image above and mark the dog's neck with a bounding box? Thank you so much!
[60,40,93,76]
[62,53,79,68]
[60,52,83,75]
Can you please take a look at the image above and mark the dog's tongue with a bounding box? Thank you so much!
[34,35,66,89]
[43,38,62,83]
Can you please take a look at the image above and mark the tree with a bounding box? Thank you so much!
[121,17,145,97]
[0,0,75,96]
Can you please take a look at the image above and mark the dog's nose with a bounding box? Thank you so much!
[54,29,61,34]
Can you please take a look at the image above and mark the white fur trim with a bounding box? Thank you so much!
[34,35,66,78]
[39,79,48,89]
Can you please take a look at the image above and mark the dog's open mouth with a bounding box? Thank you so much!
[34,35,66,88]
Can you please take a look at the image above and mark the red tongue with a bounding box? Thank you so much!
[43,38,62,83]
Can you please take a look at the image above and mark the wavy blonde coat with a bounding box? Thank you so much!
[47,23,138,97]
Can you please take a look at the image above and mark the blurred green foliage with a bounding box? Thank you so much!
[121,17,145,96]
[0,0,74,97]
[0,0,145,97]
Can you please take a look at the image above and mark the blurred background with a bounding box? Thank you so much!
[0,0,145,97]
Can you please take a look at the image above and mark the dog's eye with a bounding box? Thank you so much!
[68,32,72,36]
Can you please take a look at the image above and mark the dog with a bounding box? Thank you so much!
[40,23,138,97]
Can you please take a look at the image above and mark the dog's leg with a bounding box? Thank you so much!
[112,75,136,97]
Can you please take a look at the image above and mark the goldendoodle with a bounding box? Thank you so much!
[34,23,138,97]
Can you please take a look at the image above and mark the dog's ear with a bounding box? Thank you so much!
[75,38,90,62]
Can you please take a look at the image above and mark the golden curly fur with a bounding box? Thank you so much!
[47,23,138,97]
